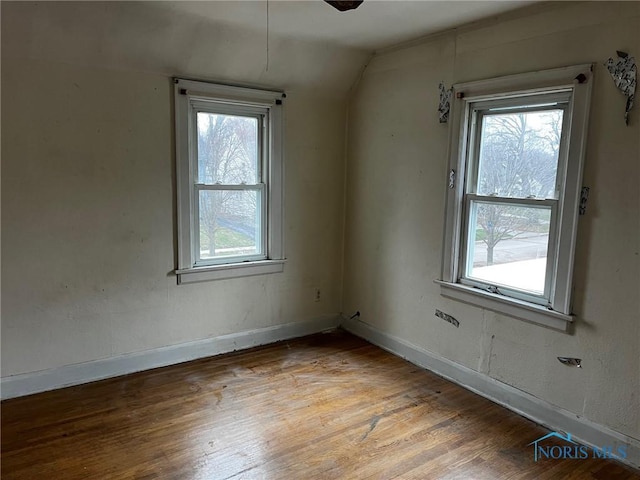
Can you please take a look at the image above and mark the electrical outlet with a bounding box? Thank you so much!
[315,288,321,302]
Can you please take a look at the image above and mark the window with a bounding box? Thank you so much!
[438,65,593,330]
[174,79,285,284]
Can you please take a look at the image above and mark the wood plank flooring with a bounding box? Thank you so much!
[2,330,638,479]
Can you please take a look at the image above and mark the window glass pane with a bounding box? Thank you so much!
[199,190,262,260]
[197,113,258,185]
[466,201,551,295]
[476,109,563,199]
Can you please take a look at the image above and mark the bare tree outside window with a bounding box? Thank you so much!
[473,110,563,267]
[197,113,260,258]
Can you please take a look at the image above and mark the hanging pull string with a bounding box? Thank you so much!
[266,0,270,72]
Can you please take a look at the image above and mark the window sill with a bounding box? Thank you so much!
[176,259,285,284]
[434,280,573,332]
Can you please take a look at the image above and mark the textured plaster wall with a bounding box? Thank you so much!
[343,2,639,440]
[0,2,369,376]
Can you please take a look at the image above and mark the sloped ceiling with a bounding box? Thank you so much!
[1,1,535,95]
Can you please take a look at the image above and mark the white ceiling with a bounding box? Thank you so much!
[1,1,538,96]
[160,0,536,51]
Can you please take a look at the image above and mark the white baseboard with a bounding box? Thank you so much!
[341,316,640,470]
[1,315,340,401]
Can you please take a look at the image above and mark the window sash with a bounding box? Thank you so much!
[191,106,266,187]
[189,103,269,267]
[459,195,559,305]
[194,184,267,266]
[458,93,570,306]
[466,100,569,201]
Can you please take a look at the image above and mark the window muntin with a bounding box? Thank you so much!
[459,93,569,304]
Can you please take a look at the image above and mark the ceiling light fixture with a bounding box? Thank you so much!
[324,1,364,12]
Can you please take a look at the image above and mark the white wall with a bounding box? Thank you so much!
[1,2,369,377]
[343,2,639,441]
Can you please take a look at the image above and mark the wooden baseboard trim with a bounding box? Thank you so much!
[341,316,640,470]
[1,315,340,400]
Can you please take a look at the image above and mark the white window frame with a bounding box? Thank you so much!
[174,78,285,284]
[437,65,593,331]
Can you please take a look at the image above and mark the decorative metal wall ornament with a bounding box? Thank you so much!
[605,51,636,124]
[438,82,453,123]
[579,187,590,216]
[324,1,364,11]
[435,309,460,328]
[557,357,582,368]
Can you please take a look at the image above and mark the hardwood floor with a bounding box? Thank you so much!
[2,330,638,479]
